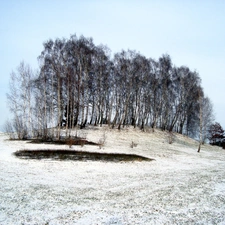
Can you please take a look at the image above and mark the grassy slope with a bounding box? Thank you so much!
[1,127,225,224]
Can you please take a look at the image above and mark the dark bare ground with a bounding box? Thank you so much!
[13,150,154,162]
[28,138,98,146]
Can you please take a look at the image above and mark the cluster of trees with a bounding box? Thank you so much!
[208,122,225,148]
[6,34,214,141]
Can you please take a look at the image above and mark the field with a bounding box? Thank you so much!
[0,126,225,224]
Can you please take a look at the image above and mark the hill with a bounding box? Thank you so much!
[0,126,225,224]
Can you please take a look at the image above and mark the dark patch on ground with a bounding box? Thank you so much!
[28,138,98,146]
[13,150,154,162]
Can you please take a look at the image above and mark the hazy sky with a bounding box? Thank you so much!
[1,0,225,130]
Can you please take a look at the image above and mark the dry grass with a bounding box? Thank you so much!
[130,141,138,148]
[29,138,98,147]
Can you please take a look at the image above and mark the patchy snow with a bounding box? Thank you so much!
[0,127,225,224]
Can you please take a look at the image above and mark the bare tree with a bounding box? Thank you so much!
[3,119,15,139]
[201,97,214,143]
[198,87,204,153]
[6,62,33,139]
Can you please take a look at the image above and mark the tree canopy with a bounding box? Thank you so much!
[6,34,214,140]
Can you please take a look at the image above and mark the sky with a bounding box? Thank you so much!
[0,0,225,131]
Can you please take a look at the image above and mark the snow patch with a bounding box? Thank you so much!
[1,127,225,224]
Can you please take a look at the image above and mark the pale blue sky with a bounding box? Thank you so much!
[1,0,225,130]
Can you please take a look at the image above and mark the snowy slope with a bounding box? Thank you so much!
[0,127,225,225]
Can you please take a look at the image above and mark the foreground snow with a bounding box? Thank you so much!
[0,127,225,224]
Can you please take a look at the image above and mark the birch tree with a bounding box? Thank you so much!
[6,62,33,139]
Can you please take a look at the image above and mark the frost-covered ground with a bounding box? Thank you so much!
[0,127,225,225]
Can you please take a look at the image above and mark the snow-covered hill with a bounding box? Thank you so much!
[0,127,225,224]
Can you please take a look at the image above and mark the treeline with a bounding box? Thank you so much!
[6,34,214,140]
